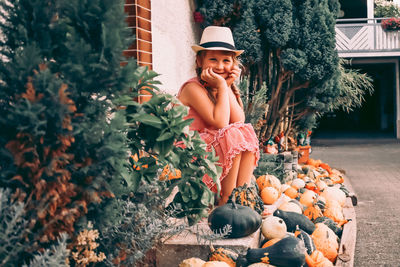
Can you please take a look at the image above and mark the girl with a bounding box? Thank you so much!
[177,26,260,205]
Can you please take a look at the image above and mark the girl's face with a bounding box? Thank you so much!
[197,50,235,79]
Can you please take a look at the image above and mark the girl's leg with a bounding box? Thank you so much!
[218,152,242,206]
[237,150,256,186]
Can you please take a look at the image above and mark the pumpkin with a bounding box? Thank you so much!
[311,223,339,263]
[208,201,262,238]
[305,250,334,267]
[291,178,305,189]
[260,187,279,205]
[261,237,281,248]
[208,246,238,267]
[306,158,321,168]
[229,184,264,215]
[315,180,328,191]
[303,205,323,221]
[315,196,326,211]
[203,262,231,267]
[294,227,316,255]
[320,186,346,207]
[319,162,332,174]
[339,183,350,196]
[323,199,345,224]
[261,216,287,240]
[304,181,319,193]
[279,201,302,214]
[314,216,343,237]
[247,263,275,267]
[299,189,317,208]
[256,174,281,192]
[245,236,306,266]
[283,186,298,199]
[179,257,206,267]
[273,209,315,235]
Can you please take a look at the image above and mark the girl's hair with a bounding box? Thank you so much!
[196,50,244,109]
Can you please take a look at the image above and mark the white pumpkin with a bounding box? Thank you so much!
[280,183,291,193]
[248,263,276,267]
[261,216,287,240]
[279,201,302,214]
[320,186,346,206]
[291,178,305,189]
[202,261,230,267]
[179,257,206,267]
[316,180,328,191]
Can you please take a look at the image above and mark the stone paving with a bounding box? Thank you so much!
[311,134,400,267]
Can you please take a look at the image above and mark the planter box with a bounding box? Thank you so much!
[298,145,311,164]
[335,177,357,267]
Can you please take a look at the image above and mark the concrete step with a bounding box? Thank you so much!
[156,218,261,266]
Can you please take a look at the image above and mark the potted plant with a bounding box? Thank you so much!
[381,17,400,31]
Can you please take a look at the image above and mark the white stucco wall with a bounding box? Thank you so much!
[151,0,200,95]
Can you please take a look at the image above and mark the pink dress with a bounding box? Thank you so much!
[178,77,260,192]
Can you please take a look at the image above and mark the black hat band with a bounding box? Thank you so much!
[200,41,237,50]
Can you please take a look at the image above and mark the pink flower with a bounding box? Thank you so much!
[193,11,204,23]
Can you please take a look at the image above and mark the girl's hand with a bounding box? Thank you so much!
[200,68,227,89]
[225,65,241,87]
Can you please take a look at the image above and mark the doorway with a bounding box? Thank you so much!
[315,63,396,138]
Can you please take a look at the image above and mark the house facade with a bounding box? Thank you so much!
[125,0,400,139]
[334,0,400,138]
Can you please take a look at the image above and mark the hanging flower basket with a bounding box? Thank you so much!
[381,17,400,31]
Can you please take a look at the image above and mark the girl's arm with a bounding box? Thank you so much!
[225,65,245,123]
[178,68,230,129]
[228,88,245,123]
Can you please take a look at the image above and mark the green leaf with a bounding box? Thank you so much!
[128,171,141,192]
[129,113,163,129]
[189,184,199,200]
[200,189,212,206]
[156,131,174,142]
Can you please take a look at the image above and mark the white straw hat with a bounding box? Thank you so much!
[191,26,244,56]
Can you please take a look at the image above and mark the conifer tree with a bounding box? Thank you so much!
[0,0,137,261]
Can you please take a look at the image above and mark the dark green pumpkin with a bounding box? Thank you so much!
[208,201,262,238]
[229,184,264,215]
[245,236,306,266]
[295,227,316,255]
[273,209,315,235]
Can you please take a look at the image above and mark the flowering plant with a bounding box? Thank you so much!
[381,17,400,31]
[375,0,400,17]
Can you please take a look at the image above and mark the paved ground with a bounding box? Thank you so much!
[311,133,400,267]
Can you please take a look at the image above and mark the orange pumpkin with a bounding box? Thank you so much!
[260,187,279,205]
[319,163,332,174]
[208,246,237,267]
[323,199,345,224]
[299,189,317,208]
[256,174,281,192]
[311,223,339,263]
[303,205,323,221]
[306,158,322,168]
[283,186,298,199]
[305,250,334,267]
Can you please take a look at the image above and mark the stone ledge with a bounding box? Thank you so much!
[156,219,261,266]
